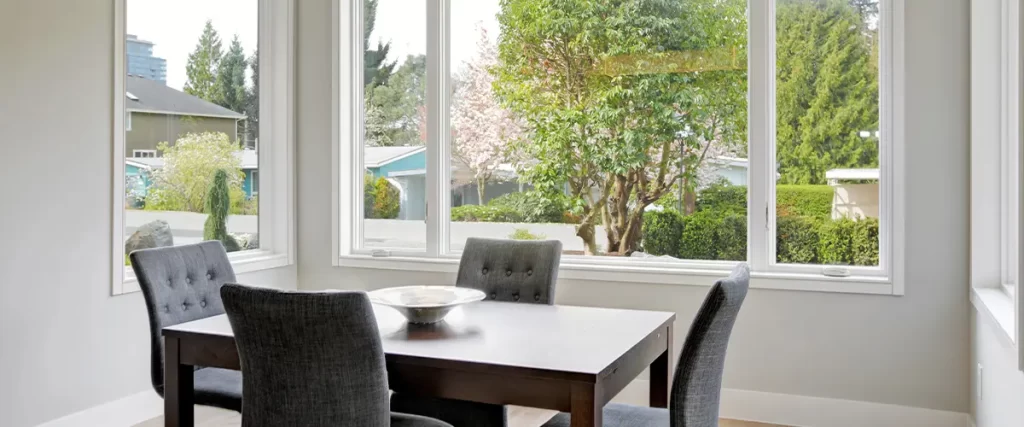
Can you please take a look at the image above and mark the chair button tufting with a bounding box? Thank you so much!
[206,272,213,280]
[181,303,188,311]
[527,269,533,276]
[489,292,496,299]
[505,270,512,277]
[482,268,488,274]
[185,277,192,285]
[163,305,170,313]
[534,293,541,301]
[200,300,207,308]
[513,293,520,301]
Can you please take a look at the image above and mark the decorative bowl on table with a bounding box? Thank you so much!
[367,286,486,324]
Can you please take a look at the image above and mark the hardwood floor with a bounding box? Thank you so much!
[135,405,787,427]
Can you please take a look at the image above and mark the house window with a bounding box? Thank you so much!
[336,0,904,292]
[114,0,294,294]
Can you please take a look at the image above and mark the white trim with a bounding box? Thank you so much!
[611,380,968,427]
[113,0,295,295]
[37,390,162,427]
[364,146,427,168]
[972,286,1017,350]
[125,107,246,121]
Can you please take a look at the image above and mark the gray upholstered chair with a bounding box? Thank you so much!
[220,284,453,427]
[390,237,563,427]
[129,241,242,412]
[542,263,750,427]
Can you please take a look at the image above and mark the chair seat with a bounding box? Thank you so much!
[541,403,669,427]
[192,367,243,412]
[392,412,455,427]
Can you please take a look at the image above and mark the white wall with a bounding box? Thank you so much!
[0,2,297,426]
[298,0,970,415]
[971,311,1024,427]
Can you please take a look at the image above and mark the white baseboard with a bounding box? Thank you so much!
[613,380,970,427]
[37,390,162,427]
[39,382,971,427]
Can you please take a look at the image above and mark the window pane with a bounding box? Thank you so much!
[361,0,427,251]
[448,0,749,260]
[774,0,881,267]
[124,0,260,265]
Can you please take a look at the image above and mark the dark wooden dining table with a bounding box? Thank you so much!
[162,301,676,427]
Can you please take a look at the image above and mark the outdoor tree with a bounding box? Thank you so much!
[144,132,245,213]
[493,0,747,255]
[244,49,260,147]
[184,20,223,102]
[365,54,427,146]
[452,28,521,204]
[203,169,241,252]
[775,0,879,184]
[216,35,248,114]
[364,0,396,86]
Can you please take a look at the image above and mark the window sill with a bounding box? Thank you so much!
[336,254,896,295]
[115,250,291,295]
[971,286,1017,347]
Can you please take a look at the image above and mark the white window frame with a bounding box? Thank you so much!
[333,0,905,295]
[112,0,295,295]
[126,110,132,131]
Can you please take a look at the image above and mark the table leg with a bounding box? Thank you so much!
[649,324,673,408]
[569,382,602,427]
[164,337,194,427]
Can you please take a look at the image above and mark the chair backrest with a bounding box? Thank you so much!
[221,284,391,427]
[456,237,562,304]
[130,241,236,395]
[670,264,750,427]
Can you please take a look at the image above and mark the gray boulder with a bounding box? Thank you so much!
[125,220,174,256]
[231,233,260,251]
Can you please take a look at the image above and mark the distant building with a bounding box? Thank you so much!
[127,35,167,84]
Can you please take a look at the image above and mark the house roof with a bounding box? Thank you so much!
[126,150,258,170]
[126,76,246,119]
[826,168,880,181]
[364,146,426,168]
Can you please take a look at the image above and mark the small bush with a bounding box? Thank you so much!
[777,216,820,264]
[451,205,523,222]
[696,182,747,214]
[715,212,747,261]
[852,217,880,266]
[777,185,834,218]
[642,210,685,256]
[488,191,569,223]
[679,211,720,260]
[372,177,401,219]
[363,173,376,218]
[818,218,857,265]
[508,228,546,240]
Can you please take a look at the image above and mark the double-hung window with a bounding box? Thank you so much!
[113,0,294,294]
[336,0,904,294]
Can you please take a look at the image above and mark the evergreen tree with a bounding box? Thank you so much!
[203,169,241,252]
[244,50,259,148]
[216,35,248,114]
[775,0,879,184]
[364,54,426,146]
[184,20,223,102]
[364,0,395,86]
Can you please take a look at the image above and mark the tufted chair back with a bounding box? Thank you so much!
[455,238,562,305]
[130,241,236,395]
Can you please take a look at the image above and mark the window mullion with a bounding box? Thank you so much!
[425,0,451,257]
[747,0,774,273]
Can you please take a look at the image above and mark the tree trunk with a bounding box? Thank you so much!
[476,178,487,205]
[683,187,698,215]
[576,221,599,256]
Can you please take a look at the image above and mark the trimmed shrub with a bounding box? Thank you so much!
[372,177,401,219]
[509,228,546,240]
[679,211,720,260]
[777,185,834,218]
[642,210,685,256]
[204,169,241,252]
[715,213,747,261]
[777,215,820,264]
[696,182,747,214]
[852,217,880,266]
[818,217,857,264]
[451,205,523,222]
[489,191,568,223]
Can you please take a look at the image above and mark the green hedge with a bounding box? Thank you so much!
[450,204,524,222]
[694,184,833,219]
[488,191,568,223]
[642,208,879,266]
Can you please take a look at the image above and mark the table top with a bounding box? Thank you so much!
[165,301,675,380]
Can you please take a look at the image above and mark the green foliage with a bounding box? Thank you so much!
[364,0,396,87]
[216,35,248,114]
[777,185,834,217]
[509,228,546,240]
[233,195,258,216]
[641,210,685,257]
[776,215,820,264]
[679,211,720,260]
[365,55,426,146]
[715,213,747,261]
[184,20,223,102]
[372,177,401,219]
[144,132,245,213]
[488,191,568,223]
[696,182,747,214]
[776,0,879,184]
[817,217,857,264]
[244,50,259,146]
[363,173,377,218]
[204,169,241,252]
[450,205,523,223]
[852,217,880,266]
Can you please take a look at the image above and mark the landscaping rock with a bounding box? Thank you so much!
[231,233,260,251]
[125,220,174,256]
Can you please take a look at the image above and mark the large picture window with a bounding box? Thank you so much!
[336,0,903,293]
[114,0,294,294]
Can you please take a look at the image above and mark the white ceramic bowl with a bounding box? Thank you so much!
[367,286,486,324]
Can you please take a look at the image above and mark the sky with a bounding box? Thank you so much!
[126,0,499,91]
[127,0,258,91]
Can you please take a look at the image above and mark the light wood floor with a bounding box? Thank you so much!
[135,405,787,427]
